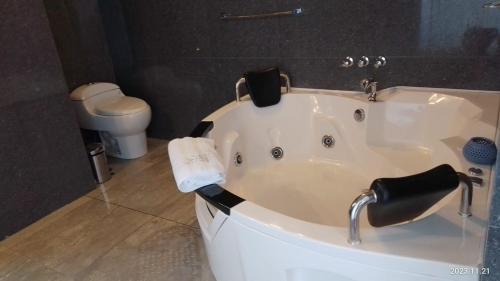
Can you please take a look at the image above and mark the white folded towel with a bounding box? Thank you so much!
[167,137,226,192]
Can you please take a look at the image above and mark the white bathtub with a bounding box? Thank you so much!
[192,86,500,281]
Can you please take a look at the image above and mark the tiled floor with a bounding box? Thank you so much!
[0,139,215,281]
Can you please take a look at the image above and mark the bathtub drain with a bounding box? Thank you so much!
[271,147,284,160]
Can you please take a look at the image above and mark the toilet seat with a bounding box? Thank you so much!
[95,96,149,116]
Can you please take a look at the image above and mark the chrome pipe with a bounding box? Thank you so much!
[220,8,303,20]
[280,73,291,94]
[235,73,291,103]
[457,172,473,217]
[348,190,378,245]
[235,77,246,102]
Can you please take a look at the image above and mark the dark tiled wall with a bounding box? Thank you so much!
[0,0,95,238]
[100,0,500,139]
[484,165,500,281]
[44,0,115,91]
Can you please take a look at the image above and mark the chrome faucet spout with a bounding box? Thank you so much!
[367,83,378,102]
[361,78,378,102]
[457,172,473,217]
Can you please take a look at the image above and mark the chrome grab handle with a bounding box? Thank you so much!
[348,172,476,245]
[235,78,247,102]
[348,190,377,245]
[280,73,291,94]
[221,8,303,20]
[235,73,291,102]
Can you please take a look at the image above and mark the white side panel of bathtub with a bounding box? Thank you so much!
[209,220,247,281]
[209,217,470,281]
[230,201,484,281]
[196,195,246,281]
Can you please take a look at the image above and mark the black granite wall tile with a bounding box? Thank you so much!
[280,0,500,58]
[44,0,115,90]
[118,0,210,60]
[104,0,500,139]
[278,58,369,90]
[483,226,500,281]
[414,0,500,58]
[118,0,174,61]
[0,1,68,107]
[125,58,222,139]
[97,0,134,92]
[0,0,95,238]
[489,186,500,228]
[0,95,95,238]
[377,57,500,90]
[278,0,373,58]
[207,1,281,58]
[123,0,210,58]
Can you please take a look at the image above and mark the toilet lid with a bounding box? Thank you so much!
[95,97,149,116]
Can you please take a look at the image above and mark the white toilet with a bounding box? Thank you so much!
[70,82,152,159]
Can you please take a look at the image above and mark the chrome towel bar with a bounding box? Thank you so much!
[220,8,303,20]
[484,1,500,8]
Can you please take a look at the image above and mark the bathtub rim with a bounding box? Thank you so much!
[196,85,500,220]
[203,85,500,122]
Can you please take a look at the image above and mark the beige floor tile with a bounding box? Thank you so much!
[86,138,171,200]
[140,139,170,164]
[87,139,196,227]
[89,161,177,211]
[87,160,157,195]
[77,219,215,281]
[6,198,153,277]
[0,138,209,281]
[95,174,197,227]
[157,192,198,227]
[0,248,72,281]
[109,173,178,216]
[88,160,170,201]
[1,197,92,247]
[105,138,168,176]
